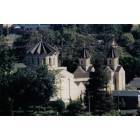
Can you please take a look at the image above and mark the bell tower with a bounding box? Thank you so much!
[79,47,91,71]
[107,39,119,70]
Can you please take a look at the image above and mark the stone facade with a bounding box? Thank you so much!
[25,39,126,103]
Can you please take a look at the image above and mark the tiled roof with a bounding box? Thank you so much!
[74,66,89,78]
[115,65,122,72]
[129,78,140,88]
[27,40,58,55]
[113,90,140,97]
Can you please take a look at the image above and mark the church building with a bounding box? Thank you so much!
[24,39,126,103]
[74,47,95,84]
[25,40,91,104]
[105,39,126,93]
[25,40,59,70]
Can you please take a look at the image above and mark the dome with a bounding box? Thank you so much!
[27,40,58,56]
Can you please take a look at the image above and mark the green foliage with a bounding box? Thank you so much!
[2,27,9,36]
[132,25,140,39]
[0,66,56,115]
[67,101,83,115]
[62,58,79,73]
[0,47,16,115]
[14,32,30,46]
[121,24,133,32]
[1,24,140,115]
[86,58,107,92]
[85,58,114,115]
[120,56,140,83]
[121,33,135,47]
[48,99,65,113]
[13,66,55,107]
[102,110,120,116]
[0,47,16,74]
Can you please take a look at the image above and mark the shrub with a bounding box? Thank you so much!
[49,99,65,114]
[67,101,83,115]
[121,33,135,47]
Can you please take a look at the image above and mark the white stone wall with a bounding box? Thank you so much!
[55,68,86,103]
[115,68,125,90]
[105,66,126,92]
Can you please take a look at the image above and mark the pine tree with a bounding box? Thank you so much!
[85,58,114,115]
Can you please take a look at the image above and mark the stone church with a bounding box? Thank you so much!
[24,39,125,103]
[105,39,126,93]
[25,40,94,103]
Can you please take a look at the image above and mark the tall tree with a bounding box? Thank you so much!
[0,46,16,115]
[85,58,114,115]
[0,66,56,115]
[0,47,16,74]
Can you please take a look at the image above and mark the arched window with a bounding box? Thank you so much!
[49,57,52,66]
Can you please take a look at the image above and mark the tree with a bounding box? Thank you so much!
[62,58,78,73]
[85,58,114,115]
[0,47,16,115]
[132,25,140,39]
[121,24,133,32]
[12,66,56,111]
[67,101,83,115]
[0,66,56,115]
[0,47,16,74]
[3,26,9,36]
[120,56,140,83]
[48,99,65,114]
[121,33,135,47]
[14,32,30,46]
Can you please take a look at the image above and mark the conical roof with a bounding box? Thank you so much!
[27,40,58,55]
[107,39,119,58]
[80,47,90,58]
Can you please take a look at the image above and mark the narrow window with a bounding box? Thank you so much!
[49,57,52,66]
[43,58,46,65]
[114,78,117,90]
[110,59,112,64]
[53,57,55,65]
